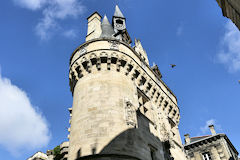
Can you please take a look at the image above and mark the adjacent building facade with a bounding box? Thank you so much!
[184,125,238,160]
[216,0,240,30]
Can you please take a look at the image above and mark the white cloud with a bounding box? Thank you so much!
[35,12,57,40]
[217,20,240,73]
[47,0,85,19]
[36,0,85,40]
[0,72,50,155]
[200,119,222,134]
[12,0,86,40]
[13,0,47,10]
[63,29,77,38]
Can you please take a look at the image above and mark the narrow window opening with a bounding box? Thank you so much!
[127,64,133,73]
[154,92,160,103]
[75,66,80,73]
[133,70,140,79]
[147,83,152,91]
[149,145,157,160]
[173,110,177,116]
[91,58,97,65]
[100,57,107,63]
[121,60,126,67]
[140,77,146,86]
[152,88,156,96]
[111,57,117,64]
[75,66,83,78]
[163,101,168,111]
[71,72,76,80]
[168,105,173,114]
[151,150,155,160]
[160,97,164,103]
[82,61,88,70]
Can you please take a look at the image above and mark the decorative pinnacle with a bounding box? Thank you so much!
[100,15,115,38]
[102,14,111,25]
[114,5,125,18]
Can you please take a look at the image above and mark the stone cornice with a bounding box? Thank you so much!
[184,134,238,155]
[69,48,179,112]
[68,45,180,123]
[69,38,178,104]
[184,134,221,150]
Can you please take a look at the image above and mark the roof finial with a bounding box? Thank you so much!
[114,5,125,18]
[102,14,110,25]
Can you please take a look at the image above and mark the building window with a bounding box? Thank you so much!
[150,149,155,160]
[163,101,168,111]
[149,145,157,160]
[202,152,212,160]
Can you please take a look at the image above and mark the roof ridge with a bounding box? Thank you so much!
[191,135,211,138]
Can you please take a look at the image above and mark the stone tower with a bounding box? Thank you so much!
[68,6,187,160]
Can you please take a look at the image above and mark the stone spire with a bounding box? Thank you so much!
[100,15,115,38]
[114,5,125,18]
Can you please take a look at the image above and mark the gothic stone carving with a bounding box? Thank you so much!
[160,123,170,142]
[79,47,87,55]
[109,41,119,50]
[124,98,137,127]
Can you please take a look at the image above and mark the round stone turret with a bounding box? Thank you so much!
[68,7,186,160]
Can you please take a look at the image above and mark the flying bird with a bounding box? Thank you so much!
[170,64,176,68]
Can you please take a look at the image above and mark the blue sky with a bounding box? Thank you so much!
[0,0,239,159]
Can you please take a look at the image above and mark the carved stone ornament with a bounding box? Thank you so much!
[141,61,147,70]
[124,98,137,127]
[79,47,87,55]
[109,41,119,50]
[160,123,170,141]
[169,138,175,149]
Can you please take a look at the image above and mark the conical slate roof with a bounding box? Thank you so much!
[114,5,125,18]
[100,15,115,38]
